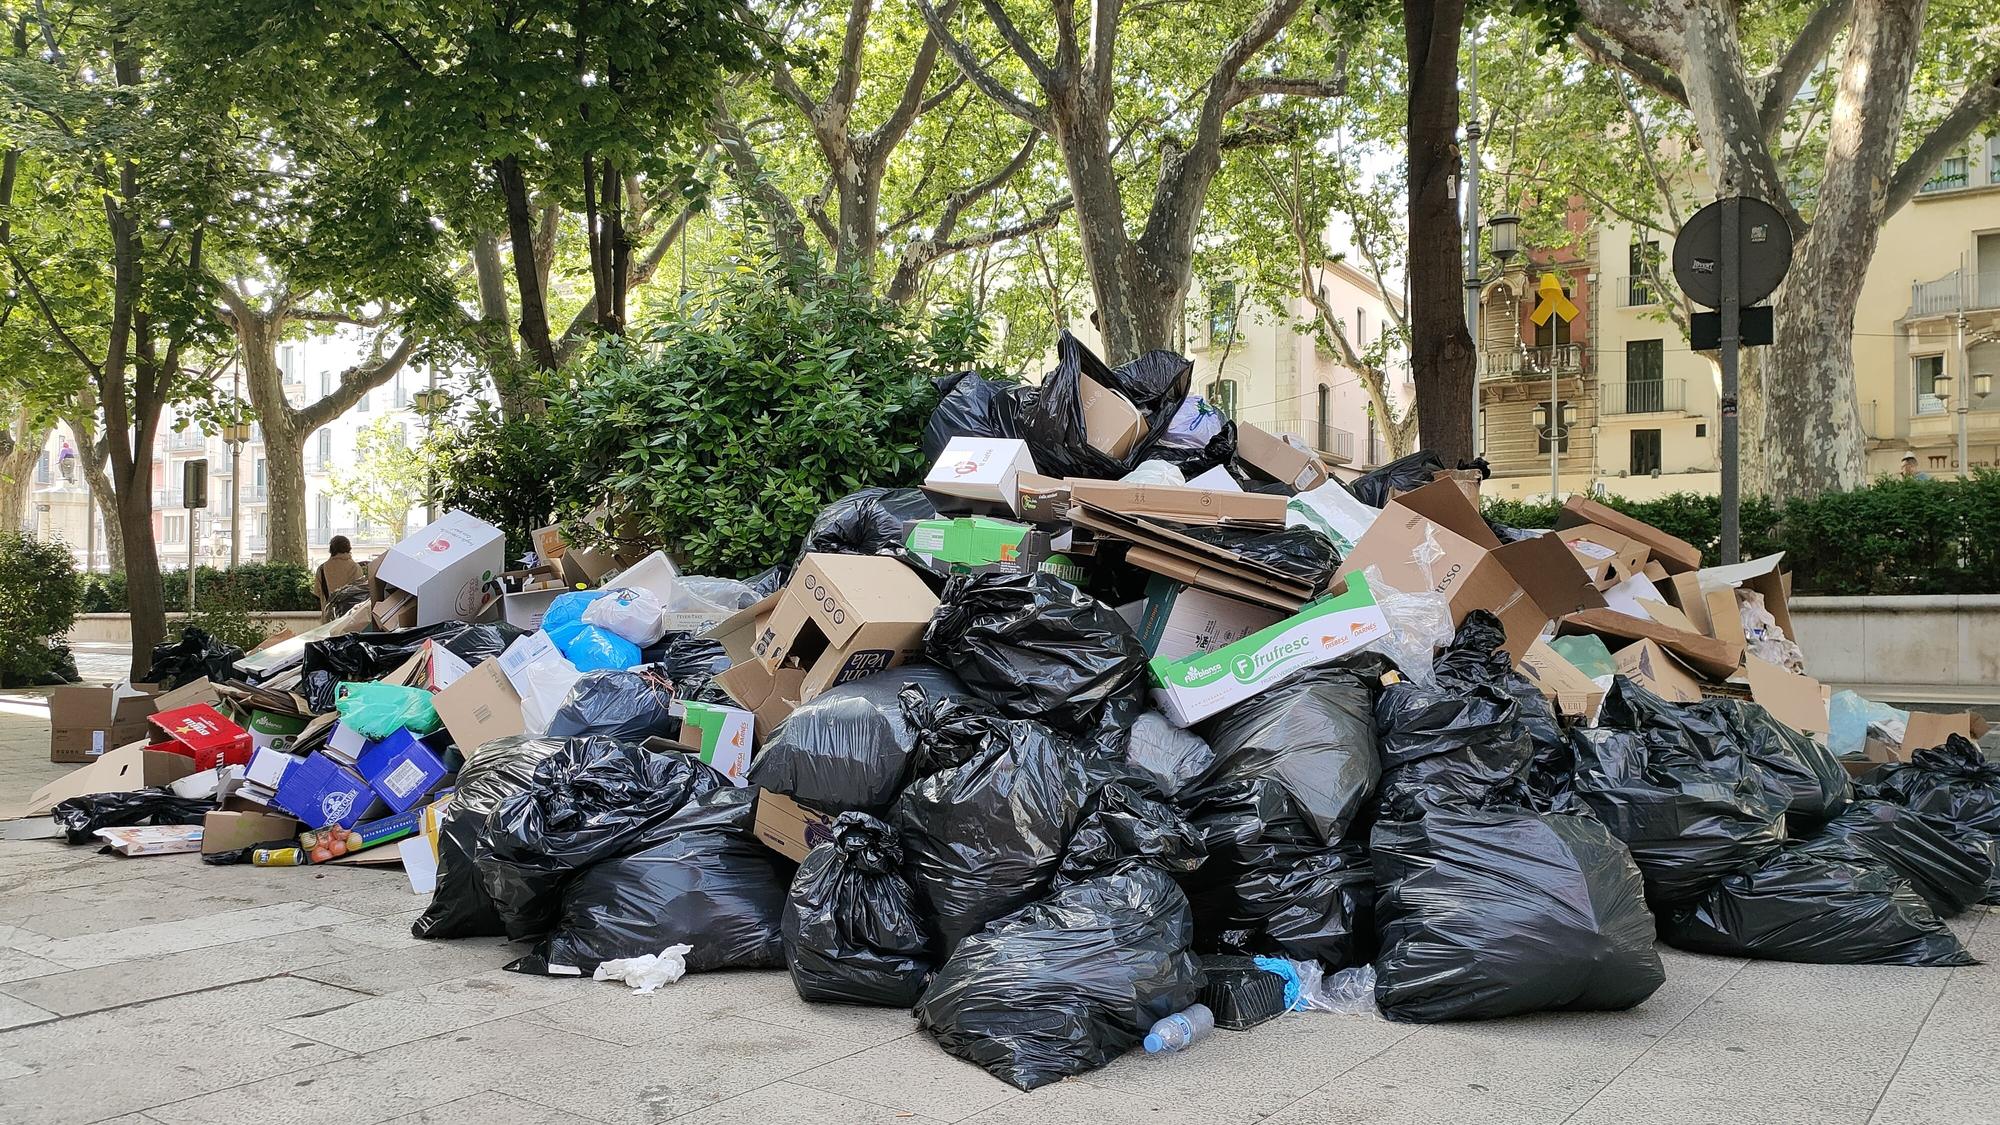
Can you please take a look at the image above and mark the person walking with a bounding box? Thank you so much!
[313,535,364,621]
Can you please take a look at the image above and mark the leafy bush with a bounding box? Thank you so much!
[1482,470,2000,595]
[81,563,317,613]
[0,531,86,686]
[550,260,988,576]
[428,402,575,562]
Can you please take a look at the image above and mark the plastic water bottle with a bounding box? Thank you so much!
[1143,1003,1216,1053]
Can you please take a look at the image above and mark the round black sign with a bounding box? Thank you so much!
[1671,197,1794,309]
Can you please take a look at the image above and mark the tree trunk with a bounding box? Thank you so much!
[1052,108,1158,362]
[0,412,45,533]
[1405,0,1474,467]
[496,156,560,370]
[68,427,123,572]
[263,416,309,566]
[834,166,883,277]
[116,467,164,680]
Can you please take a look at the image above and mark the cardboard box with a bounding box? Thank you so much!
[1613,639,1705,704]
[1560,609,1743,680]
[1518,640,1607,719]
[200,809,302,855]
[716,659,810,734]
[273,753,382,830]
[1335,479,1605,660]
[431,657,525,757]
[147,704,253,770]
[532,522,620,587]
[905,517,1030,569]
[48,683,162,764]
[1697,553,1795,640]
[244,746,299,790]
[354,729,448,813]
[1071,503,1318,612]
[673,700,755,786]
[1079,374,1146,458]
[1135,576,1285,661]
[1663,572,1715,635]
[1743,655,1829,737]
[312,805,426,861]
[752,789,839,862]
[1555,495,1703,573]
[924,437,1036,514]
[501,586,565,631]
[751,554,938,700]
[95,825,204,856]
[372,510,506,628]
[1065,480,1286,527]
[1559,526,1651,587]
[1015,473,1072,524]
[242,707,309,753]
[1704,587,1748,650]
[1148,572,1390,726]
[27,746,200,817]
[1899,711,1992,756]
[1236,423,1328,492]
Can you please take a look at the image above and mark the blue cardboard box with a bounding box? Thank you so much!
[273,753,381,830]
[354,728,448,814]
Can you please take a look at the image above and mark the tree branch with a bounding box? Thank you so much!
[708,96,816,269]
[914,0,1051,130]
[555,197,700,365]
[869,3,960,162]
[1885,66,2000,216]
[978,0,1057,88]
[828,0,873,116]
[1226,70,1347,109]
[6,247,101,379]
[296,332,418,432]
[1755,0,1853,130]
[1086,0,1119,104]
[1571,26,1687,106]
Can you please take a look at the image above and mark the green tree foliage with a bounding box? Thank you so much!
[0,530,85,686]
[427,403,576,563]
[329,417,429,542]
[550,259,987,575]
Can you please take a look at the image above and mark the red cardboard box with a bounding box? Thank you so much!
[147,704,253,770]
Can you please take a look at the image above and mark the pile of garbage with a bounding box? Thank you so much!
[20,329,1994,1090]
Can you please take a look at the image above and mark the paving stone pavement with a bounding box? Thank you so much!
[1,690,1995,1125]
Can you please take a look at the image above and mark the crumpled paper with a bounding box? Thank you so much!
[592,944,693,994]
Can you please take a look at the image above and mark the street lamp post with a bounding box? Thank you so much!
[1531,401,1577,501]
[1466,211,1521,455]
[222,420,251,567]
[1935,367,1994,475]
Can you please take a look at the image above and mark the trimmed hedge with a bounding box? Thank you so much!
[81,562,319,614]
[0,531,84,686]
[1482,470,2000,596]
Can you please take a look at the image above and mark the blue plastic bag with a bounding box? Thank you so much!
[564,624,640,672]
[543,591,608,652]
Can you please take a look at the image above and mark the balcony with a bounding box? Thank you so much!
[1601,379,1686,416]
[1481,343,1585,380]
[1909,269,2000,318]
[166,430,207,452]
[1315,425,1355,463]
[153,488,184,508]
[1616,275,1660,308]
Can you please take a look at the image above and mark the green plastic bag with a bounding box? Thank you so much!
[335,681,441,739]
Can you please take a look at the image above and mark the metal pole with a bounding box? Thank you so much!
[1464,33,1482,456]
[1956,313,1970,475]
[1550,360,1560,501]
[1719,195,1742,564]
[186,503,197,613]
[83,436,95,574]
[230,356,242,569]
[426,365,439,524]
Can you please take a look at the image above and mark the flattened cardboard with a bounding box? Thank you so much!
[200,809,302,855]
[1705,587,1748,650]
[1900,711,1992,756]
[1556,495,1704,573]
[1637,598,1700,635]
[1064,480,1286,526]
[1663,571,1712,635]
[1560,609,1743,680]
[431,658,525,758]
[751,789,838,862]
[1613,639,1704,704]
[1078,374,1146,458]
[1071,503,1315,611]
[751,554,937,699]
[27,746,200,817]
[1235,423,1328,492]
[1743,655,1829,736]
[1517,640,1606,719]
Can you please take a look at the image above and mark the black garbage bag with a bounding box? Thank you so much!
[783,812,933,1006]
[1570,677,1789,907]
[145,627,243,689]
[1186,838,1375,969]
[922,369,1033,461]
[413,735,566,940]
[1124,712,1216,800]
[799,487,939,561]
[328,579,372,616]
[1797,800,1995,917]
[1347,451,1449,508]
[52,788,215,844]
[1372,803,1665,1022]
[914,865,1203,1091]
[1660,848,1975,965]
[477,737,726,941]
[1374,613,1535,810]
[749,664,969,813]
[545,670,678,741]
[743,564,788,599]
[923,571,1148,745]
[640,632,731,685]
[1017,331,1192,479]
[510,788,793,975]
[300,621,524,713]
[1602,680,1850,826]
[1148,418,1239,479]
[1860,734,2000,837]
[1180,525,1340,587]
[1192,658,1388,848]
[894,697,1097,951]
[1055,780,1205,886]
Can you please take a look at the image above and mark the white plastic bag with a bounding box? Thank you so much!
[660,576,760,633]
[1119,459,1187,486]
[1287,480,1380,554]
[593,944,693,994]
[582,585,670,647]
[1159,394,1227,449]
[1360,565,1453,688]
[1737,590,1807,673]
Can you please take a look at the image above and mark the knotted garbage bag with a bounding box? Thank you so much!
[1660,848,1975,965]
[748,664,968,813]
[922,370,1032,461]
[914,867,1203,1091]
[1346,450,1448,508]
[1861,734,2000,836]
[1054,780,1205,887]
[798,486,942,580]
[53,788,215,844]
[1185,838,1376,969]
[145,627,242,690]
[510,788,793,975]
[1795,800,1994,917]
[545,669,677,742]
[301,622,521,713]
[1373,612,1535,809]
[1372,802,1665,1022]
[894,695,1097,951]
[923,571,1148,746]
[1123,711,1216,800]
[1016,330,1192,479]
[1569,677,1788,907]
[414,735,566,940]
[477,737,725,940]
[783,812,933,1007]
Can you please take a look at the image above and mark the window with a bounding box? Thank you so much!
[1923,154,1970,193]
[394,373,407,408]
[35,450,51,485]
[1316,384,1331,452]
[164,514,183,543]
[1626,340,1665,412]
[1537,399,1572,454]
[317,429,333,468]
[1627,240,1660,305]
[280,345,297,379]
[320,370,333,397]
[1631,429,1662,476]
[254,458,266,489]
[1207,379,1238,418]
[1354,309,1368,349]
[1696,422,1708,438]
[316,494,333,534]
[1915,355,1947,414]
[1209,282,1238,345]
[1990,137,2000,185]
[357,389,371,412]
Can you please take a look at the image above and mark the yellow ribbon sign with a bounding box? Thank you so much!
[1529,273,1579,326]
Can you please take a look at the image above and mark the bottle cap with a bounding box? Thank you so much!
[1143,1033,1164,1053]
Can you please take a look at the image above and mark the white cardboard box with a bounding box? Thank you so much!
[373,510,506,627]
[924,438,1036,514]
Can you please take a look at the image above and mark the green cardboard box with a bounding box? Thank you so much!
[904,517,1087,583]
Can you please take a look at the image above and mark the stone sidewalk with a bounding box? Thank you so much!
[0,695,1994,1125]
